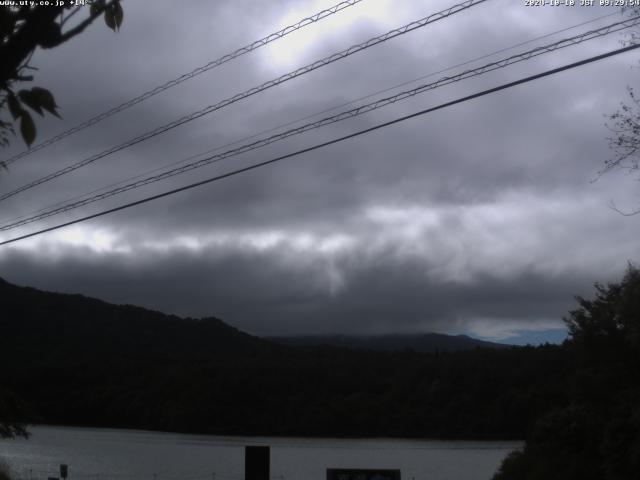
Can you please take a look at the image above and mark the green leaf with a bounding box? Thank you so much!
[18,89,44,116]
[30,87,60,118]
[19,110,36,147]
[104,1,123,32]
[113,1,124,30]
[6,92,22,120]
[104,9,116,31]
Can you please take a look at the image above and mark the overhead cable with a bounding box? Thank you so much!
[2,0,366,166]
[0,0,488,203]
[1,43,638,247]
[1,10,620,229]
[1,16,637,232]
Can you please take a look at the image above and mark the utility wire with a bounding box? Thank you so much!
[0,0,488,203]
[3,9,617,228]
[1,16,637,232]
[3,10,621,232]
[1,0,365,166]
[1,43,637,247]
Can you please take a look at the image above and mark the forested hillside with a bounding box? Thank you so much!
[0,277,566,439]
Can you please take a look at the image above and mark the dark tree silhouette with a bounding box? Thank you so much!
[0,0,123,150]
[0,0,123,439]
[0,276,568,440]
[0,388,29,439]
[565,263,640,351]
[493,265,640,480]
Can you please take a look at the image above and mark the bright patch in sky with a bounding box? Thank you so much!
[504,328,569,346]
[1,226,127,256]
[263,0,395,68]
[467,318,566,343]
[16,226,356,258]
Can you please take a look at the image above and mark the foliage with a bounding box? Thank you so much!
[602,6,640,215]
[606,88,640,174]
[494,265,640,480]
[0,277,569,439]
[2,266,638,473]
[605,88,640,215]
[0,0,124,439]
[0,462,15,480]
[565,263,640,353]
[0,388,29,439]
[0,0,123,149]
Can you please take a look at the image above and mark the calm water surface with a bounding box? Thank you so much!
[0,426,521,480]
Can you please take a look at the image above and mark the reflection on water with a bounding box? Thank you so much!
[0,426,521,480]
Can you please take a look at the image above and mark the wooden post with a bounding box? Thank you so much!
[245,446,270,480]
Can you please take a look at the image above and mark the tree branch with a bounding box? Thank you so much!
[56,1,115,44]
[60,5,83,27]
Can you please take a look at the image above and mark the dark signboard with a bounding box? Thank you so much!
[327,469,401,480]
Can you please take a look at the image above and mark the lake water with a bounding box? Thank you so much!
[0,426,521,480]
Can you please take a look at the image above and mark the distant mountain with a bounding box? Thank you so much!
[0,276,269,358]
[269,333,509,353]
[0,276,505,356]
[0,276,568,439]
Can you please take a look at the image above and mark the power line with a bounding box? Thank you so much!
[1,0,366,166]
[2,10,618,229]
[1,43,637,247]
[3,16,635,230]
[0,0,488,204]
[2,16,637,232]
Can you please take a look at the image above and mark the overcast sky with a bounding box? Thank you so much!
[1,0,639,343]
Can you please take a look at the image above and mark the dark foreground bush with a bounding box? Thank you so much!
[0,462,14,480]
[493,265,640,480]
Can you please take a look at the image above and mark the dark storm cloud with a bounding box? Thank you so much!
[2,0,625,220]
[0,240,596,338]
[1,0,639,338]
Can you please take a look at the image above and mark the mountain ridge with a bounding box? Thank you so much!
[269,333,509,353]
[0,275,566,439]
[0,276,269,356]
[1,276,508,352]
